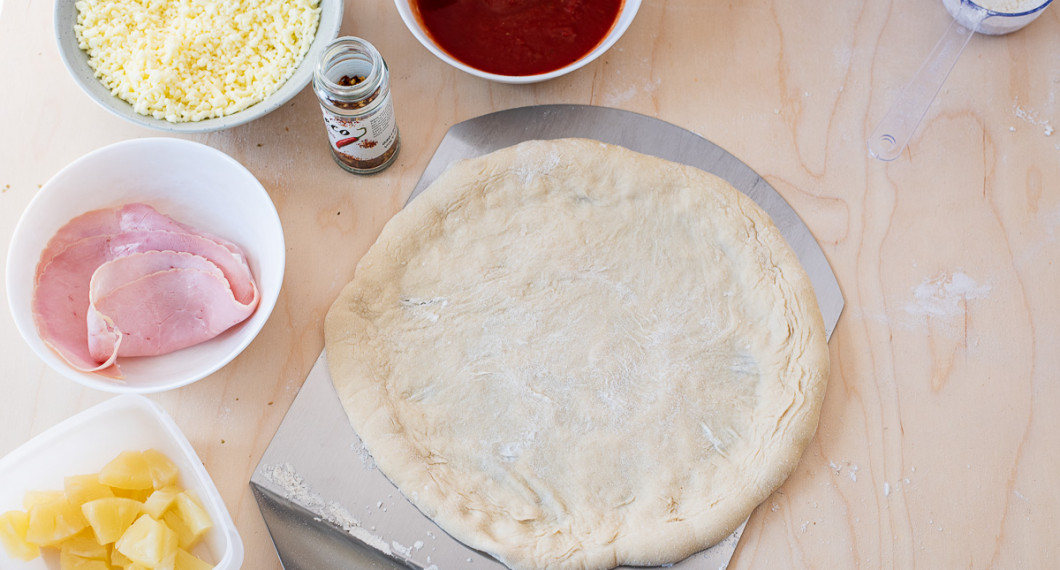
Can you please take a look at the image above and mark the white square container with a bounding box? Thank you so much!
[0,395,244,569]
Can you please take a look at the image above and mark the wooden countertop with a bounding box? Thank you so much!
[2,1,1058,568]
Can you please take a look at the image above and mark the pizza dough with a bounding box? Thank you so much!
[324,138,829,569]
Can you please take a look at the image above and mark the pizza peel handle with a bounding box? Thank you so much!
[251,105,843,570]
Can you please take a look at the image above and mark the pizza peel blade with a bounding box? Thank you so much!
[251,104,843,569]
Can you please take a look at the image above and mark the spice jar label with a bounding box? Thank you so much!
[322,101,398,163]
[314,36,401,174]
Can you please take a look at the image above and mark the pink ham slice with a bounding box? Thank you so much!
[32,207,260,378]
[39,203,248,273]
[86,251,257,361]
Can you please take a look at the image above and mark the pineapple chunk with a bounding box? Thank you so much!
[59,548,110,570]
[156,550,178,570]
[143,449,180,490]
[143,486,182,519]
[170,492,212,547]
[111,487,152,503]
[26,497,88,546]
[23,489,65,510]
[65,474,115,506]
[0,509,40,561]
[160,510,196,550]
[59,528,108,559]
[115,514,178,567]
[174,548,213,570]
[99,451,153,490]
[174,493,211,536]
[1,449,206,567]
[82,497,142,544]
[111,546,134,567]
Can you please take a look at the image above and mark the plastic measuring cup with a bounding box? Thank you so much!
[867,0,1053,161]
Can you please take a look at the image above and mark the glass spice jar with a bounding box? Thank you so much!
[313,36,400,174]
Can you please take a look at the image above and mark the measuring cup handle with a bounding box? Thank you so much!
[867,4,988,161]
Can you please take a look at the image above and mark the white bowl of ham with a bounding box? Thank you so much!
[6,138,284,393]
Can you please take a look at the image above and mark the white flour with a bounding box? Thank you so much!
[262,463,393,556]
[905,271,992,319]
[973,0,1045,12]
[944,0,1046,14]
[350,437,377,471]
[1013,98,1055,137]
[942,0,1049,34]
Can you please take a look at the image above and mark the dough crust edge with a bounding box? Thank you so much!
[324,138,831,569]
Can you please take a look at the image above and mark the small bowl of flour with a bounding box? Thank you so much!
[942,0,1053,35]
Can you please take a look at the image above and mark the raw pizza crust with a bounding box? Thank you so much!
[324,138,829,570]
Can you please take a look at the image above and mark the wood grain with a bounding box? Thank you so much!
[1,0,1058,568]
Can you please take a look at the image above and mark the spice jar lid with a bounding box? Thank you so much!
[313,36,388,104]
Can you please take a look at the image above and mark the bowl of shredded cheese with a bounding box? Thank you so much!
[54,0,343,132]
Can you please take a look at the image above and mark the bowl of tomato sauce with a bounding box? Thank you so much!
[395,0,641,84]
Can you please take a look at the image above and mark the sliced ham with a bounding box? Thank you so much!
[88,249,227,297]
[87,251,257,361]
[38,203,247,272]
[31,204,261,379]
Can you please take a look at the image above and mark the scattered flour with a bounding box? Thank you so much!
[350,437,377,471]
[601,75,661,107]
[393,541,412,557]
[262,463,394,556]
[827,460,867,484]
[904,271,992,319]
[513,148,562,184]
[1012,98,1055,138]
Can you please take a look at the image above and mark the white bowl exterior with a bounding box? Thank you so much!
[6,138,284,393]
[54,0,343,133]
[394,0,641,84]
[0,395,244,569]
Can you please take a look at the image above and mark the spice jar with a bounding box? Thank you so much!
[313,37,400,174]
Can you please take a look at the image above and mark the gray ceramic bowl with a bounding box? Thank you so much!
[54,0,343,133]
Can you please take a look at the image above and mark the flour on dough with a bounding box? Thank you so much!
[325,138,829,570]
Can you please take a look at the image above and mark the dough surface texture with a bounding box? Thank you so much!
[324,139,829,570]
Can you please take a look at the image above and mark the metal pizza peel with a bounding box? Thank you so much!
[250,104,844,569]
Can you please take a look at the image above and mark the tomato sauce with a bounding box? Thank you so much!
[414,0,623,77]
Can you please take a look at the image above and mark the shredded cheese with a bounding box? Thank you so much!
[74,0,321,123]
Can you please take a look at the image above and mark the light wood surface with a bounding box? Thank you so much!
[3,1,1059,568]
